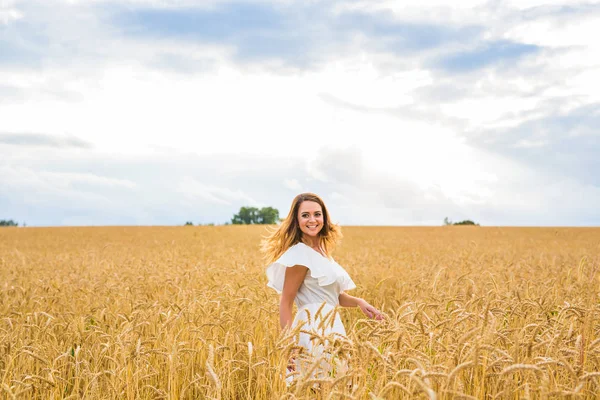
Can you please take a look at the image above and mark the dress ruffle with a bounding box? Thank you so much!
[266,243,356,294]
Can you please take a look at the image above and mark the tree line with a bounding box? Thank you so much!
[443,217,479,226]
[185,211,478,227]
[231,207,279,224]
[0,219,19,227]
[184,207,280,226]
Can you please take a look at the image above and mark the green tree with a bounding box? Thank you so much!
[257,207,279,224]
[443,217,479,226]
[184,221,194,226]
[454,220,478,226]
[232,207,259,224]
[231,206,280,224]
[0,219,18,227]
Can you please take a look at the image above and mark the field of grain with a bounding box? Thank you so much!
[1,226,599,399]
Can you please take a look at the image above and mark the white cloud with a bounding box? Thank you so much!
[0,0,22,25]
[60,0,266,8]
[329,191,349,204]
[504,0,597,10]
[514,139,548,148]
[332,0,491,25]
[314,62,430,109]
[0,140,597,226]
[305,146,364,185]
[0,165,136,191]
[0,0,598,226]
[0,164,125,216]
[177,177,258,206]
[44,171,136,188]
[283,178,303,191]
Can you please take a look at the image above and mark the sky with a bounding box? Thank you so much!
[1,0,599,227]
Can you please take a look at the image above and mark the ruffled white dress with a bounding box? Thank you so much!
[266,242,356,384]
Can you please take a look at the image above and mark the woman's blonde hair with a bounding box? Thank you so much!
[261,193,342,264]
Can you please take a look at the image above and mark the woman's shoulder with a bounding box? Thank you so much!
[266,241,355,293]
[282,242,332,259]
[277,242,309,261]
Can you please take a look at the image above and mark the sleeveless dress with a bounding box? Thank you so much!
[266,242,356,384]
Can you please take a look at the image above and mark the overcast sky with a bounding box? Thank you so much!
[1,0,599,227]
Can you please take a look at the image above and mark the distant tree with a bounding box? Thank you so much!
[444,217,479,226]
[257,207,279,224]
[454,220,479,226]
[232,207,259,224]
[184,221,194,226]
[0,219,18,227]
[443,217,479,226]
[232,206,280,224]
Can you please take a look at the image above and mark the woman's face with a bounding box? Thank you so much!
[297,200,324,238]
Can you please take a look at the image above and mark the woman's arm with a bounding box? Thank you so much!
[338,291,363,307]
[339,292,383,320]
[279,265,308,330]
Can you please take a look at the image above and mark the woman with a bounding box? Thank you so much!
[262,192,382,385]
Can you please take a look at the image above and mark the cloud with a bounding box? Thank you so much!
[0,36,43,68]
[108,1,484,68]
[513,139,548,148]
[0,1,22,25]
[0,140,598,226]
[303,145,463,223]
[0,164,136,201]
[43,171,136,189]
[150,51,219,74]
[0,132,94,148]
[306,147,364,184]
[464,102,600,186]
[505,3,600,48]
[0,146,311,225]
[0,0,598,226]
[0,84,25,103]
[284,178,303,191]
[0,163,139,226]
[177,177,258,206]
[298,140,599,226]
[333,10,482,53]
[110,2,315,66]
[433,40,541,73]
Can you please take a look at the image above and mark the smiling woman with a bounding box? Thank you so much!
[261,192,383,386]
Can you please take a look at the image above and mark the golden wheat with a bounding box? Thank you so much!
[1,225,599,398]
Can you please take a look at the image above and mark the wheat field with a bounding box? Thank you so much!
[1,226,599,399]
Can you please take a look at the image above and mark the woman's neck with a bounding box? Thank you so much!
[302,235,320,249]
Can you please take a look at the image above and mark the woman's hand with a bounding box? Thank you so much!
[287,348,299,372]
[358,299,383,320]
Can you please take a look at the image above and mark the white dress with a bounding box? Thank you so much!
[266,242,356,384]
